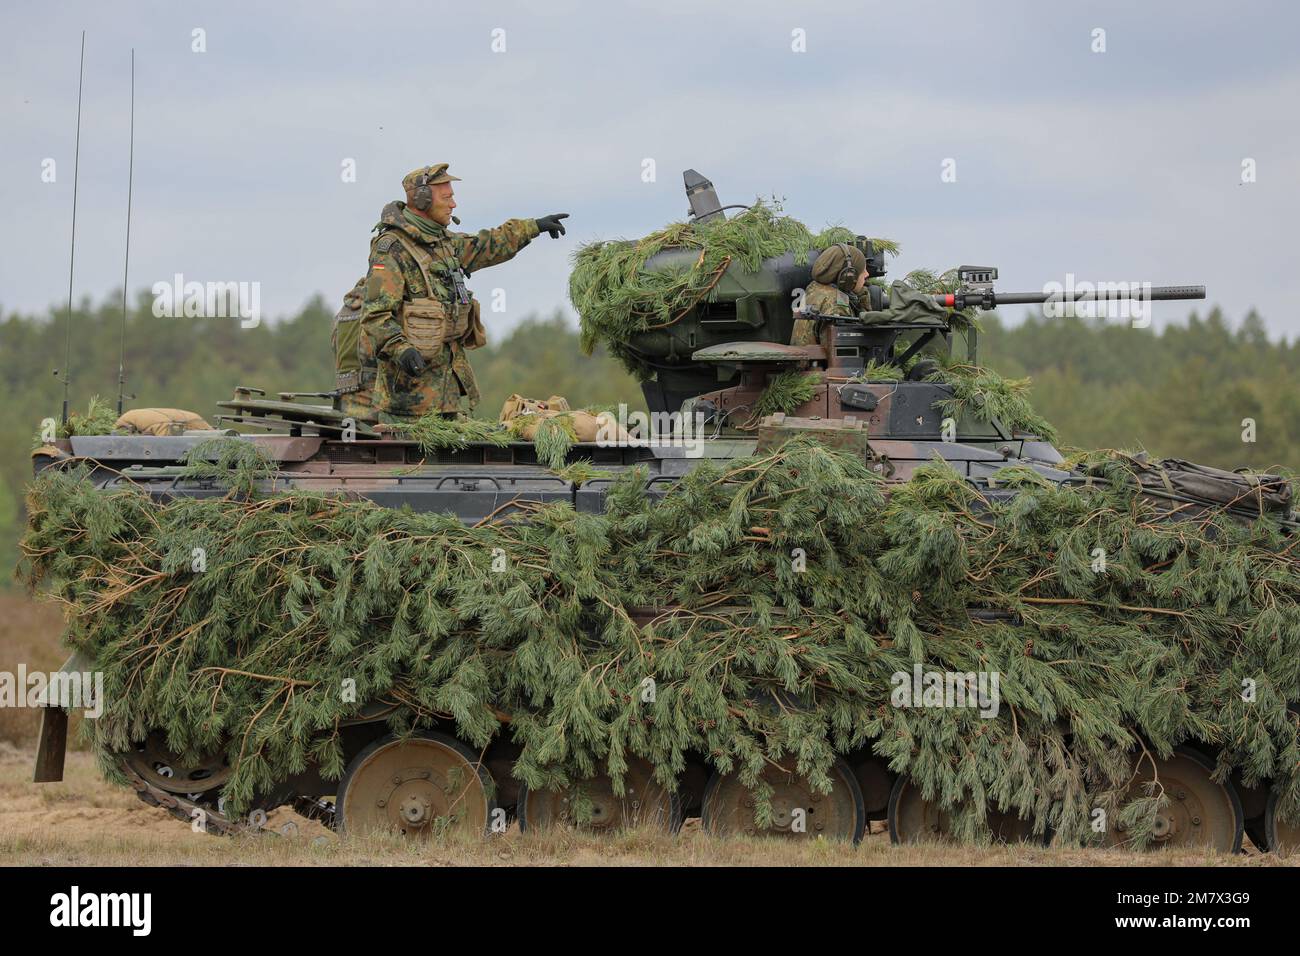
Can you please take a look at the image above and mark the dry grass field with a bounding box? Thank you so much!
[1,744,1295,866]
[2,593,1295,868]
[0,592,69,747]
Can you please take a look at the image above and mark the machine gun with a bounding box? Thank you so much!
[926,266,1204,312]
[796,266,1206,373]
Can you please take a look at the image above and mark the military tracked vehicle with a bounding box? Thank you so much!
[30,170,1298,855]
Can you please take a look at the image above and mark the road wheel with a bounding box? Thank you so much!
[518,756,680,833]
[1102,746,1242,853]
[1264,789,1300,855]
[118,730,232,795]
[888,776,1043,845]
[336,731,494,838]
[701,756,865,842]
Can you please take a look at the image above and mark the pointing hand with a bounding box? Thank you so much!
[535,213,570,239]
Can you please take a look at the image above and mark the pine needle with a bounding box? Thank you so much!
[389,415,510,454]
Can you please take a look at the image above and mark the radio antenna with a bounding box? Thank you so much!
[116,49,135,417]
[59,31,86,426]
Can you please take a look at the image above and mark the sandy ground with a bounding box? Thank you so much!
[0,744,1294,867]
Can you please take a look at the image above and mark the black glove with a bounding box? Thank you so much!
[396,347,427,377]
[535,213,569,238]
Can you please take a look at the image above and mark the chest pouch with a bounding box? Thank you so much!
[401,298,450,358]
[388,231,473,358]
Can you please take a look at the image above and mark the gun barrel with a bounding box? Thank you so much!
[933,284,1206,310]
[992,284,1205,305]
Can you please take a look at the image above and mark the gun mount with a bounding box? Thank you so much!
[636,174,1206,436]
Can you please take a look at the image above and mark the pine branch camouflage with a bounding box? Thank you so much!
[16,438,1300,843]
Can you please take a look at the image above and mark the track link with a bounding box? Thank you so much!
[118,758,269,837]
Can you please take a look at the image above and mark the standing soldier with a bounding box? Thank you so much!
[361,163,570,420]
[791,243,868,346]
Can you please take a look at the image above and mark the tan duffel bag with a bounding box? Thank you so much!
[498,394,625,443]
[116,408,214,436]
[499,394,570,420]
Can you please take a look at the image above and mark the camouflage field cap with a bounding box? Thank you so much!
[402,163,461,191]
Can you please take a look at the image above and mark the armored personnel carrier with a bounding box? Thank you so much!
[29,171,1298,855]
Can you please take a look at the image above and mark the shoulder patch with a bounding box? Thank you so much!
[373,232,398,254]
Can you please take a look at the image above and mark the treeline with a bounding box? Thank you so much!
[0,293,1295,584]
[0,293,639,582]
[977,308,1298,469]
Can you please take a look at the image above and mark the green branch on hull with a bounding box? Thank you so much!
[16,439,1300,844]
[754,371,823,420]
[930,363,1060,442]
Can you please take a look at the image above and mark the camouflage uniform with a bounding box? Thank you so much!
[791,282,856,345]
[362,167,540,419]
[791,245,867,346]
[332,278,379,422]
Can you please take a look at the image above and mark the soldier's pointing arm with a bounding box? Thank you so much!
[361,236,409,359]
[449,219,541,273]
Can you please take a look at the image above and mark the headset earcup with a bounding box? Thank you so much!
[410,171,434,211]
[835,243,857,291]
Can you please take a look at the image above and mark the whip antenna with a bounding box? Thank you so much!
[117,48,135,417]
[59,31,86,426]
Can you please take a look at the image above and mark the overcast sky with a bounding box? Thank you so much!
[2,0,1298,339]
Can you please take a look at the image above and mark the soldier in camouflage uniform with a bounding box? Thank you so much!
[790,243,868,347]
[332,278,379,422]
[362,163,570,420]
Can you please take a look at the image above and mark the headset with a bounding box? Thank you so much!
[834,243,859,292]
[410,170,434,212]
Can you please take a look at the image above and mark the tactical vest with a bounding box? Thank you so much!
[382,231,486,359]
